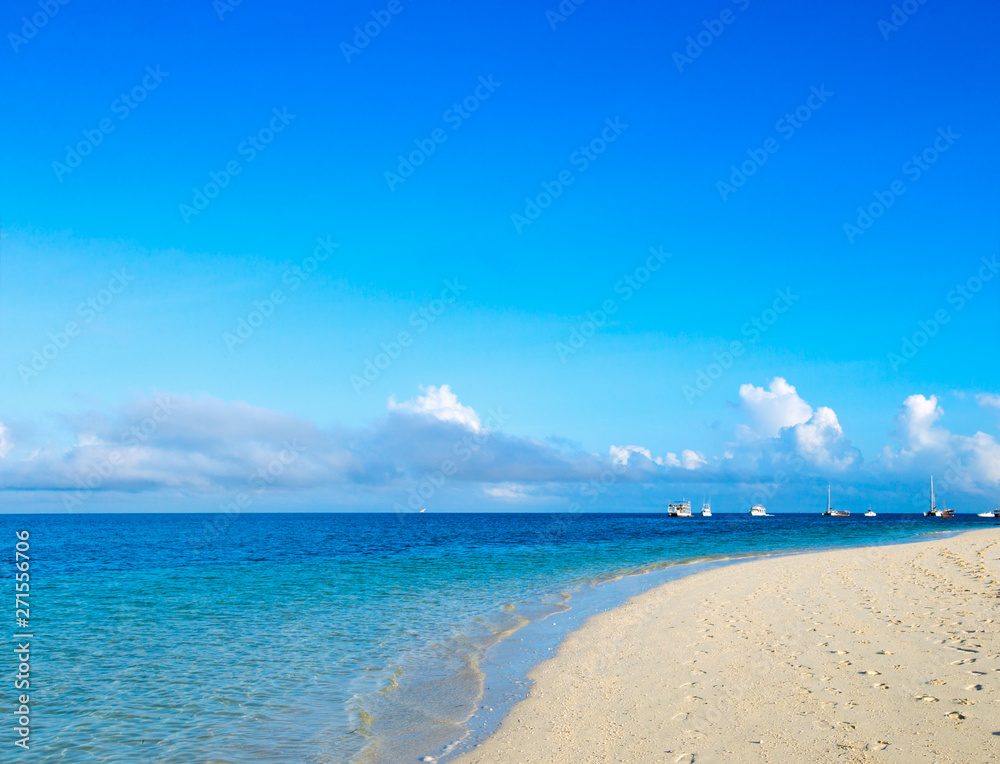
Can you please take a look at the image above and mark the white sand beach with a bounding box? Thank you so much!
[453,529,1000,764]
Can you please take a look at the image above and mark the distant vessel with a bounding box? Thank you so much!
[749,504,771,517]
[865,506,877,517]
[977,501,1000,519]
[701,499,712,517]
[924,476,955,517]
[822,484,850,517]
[667,500,692,518]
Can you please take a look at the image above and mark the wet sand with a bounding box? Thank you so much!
[451,529,1000,764]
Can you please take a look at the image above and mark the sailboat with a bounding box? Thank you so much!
[701,498,712,517]
[977,501,1000,519]
[821,484,850,517]
[924,476,955,517]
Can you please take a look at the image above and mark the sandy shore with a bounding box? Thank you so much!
[452,529,1000,764]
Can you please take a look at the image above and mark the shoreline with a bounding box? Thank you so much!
[436,529,971,762]
[447,528,1000,764]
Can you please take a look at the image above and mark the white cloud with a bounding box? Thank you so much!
[738,378,859,470]
[883,394,1000,494]
[0,422,12,459]
[388,384,482,431]
[976,393,1000,410]
[482,483,531,501]
[738,377,813,438]
[608,445,705,470]
[680,449,707,470]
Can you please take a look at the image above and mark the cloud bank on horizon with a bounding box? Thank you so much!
[1,379,997,513]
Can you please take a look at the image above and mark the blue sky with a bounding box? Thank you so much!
[2,0,998,513]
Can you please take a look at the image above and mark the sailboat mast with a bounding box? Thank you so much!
[827,483,831,512]
[930,475,935,511]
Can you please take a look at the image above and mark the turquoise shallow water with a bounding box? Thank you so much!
[2,511,995,763]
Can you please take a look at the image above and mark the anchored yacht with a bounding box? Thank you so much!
[701,499,712,517]
[865,506,877,517]
[821,484,850,517]
[924,476,955,517]
[667,500,692,518]
[749,504,771,517]
[977,501,1000,519]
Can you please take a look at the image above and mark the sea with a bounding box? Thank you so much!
[2,511,995,763]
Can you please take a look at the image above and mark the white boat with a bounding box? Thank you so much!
[865,506,877,517]
[701,499,712,517]
[924,476,955,517]
[978,501,1000,519]
[668,500,692,518]
[821,484,850,517]
[749,504,771,517]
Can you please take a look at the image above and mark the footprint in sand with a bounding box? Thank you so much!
[952,698,974,705]
[672,712,690,721]
[861,670,881,676]
[965,684,984,691]
[877,650,894,655]
[684,695,705,703]
[946,711,966,720]
[929,680,947,685]
[832,650,849,655]
[875,683,890,690]
[916,694,939,702]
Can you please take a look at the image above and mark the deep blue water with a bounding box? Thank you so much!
[2,511,996,763]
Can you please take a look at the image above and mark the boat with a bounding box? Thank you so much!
[821,484,850,517]
[924,476,955,517]
[977,501,1000,519]
[701,499,712,517]
[667,500,692,518]
[749,504,771,517]
[865,506,877,517]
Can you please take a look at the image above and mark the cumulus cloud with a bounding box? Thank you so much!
[387,384,481,431]
[881,394,1000,494]
[4,379,997,510]
[608,445,706,471]
[738,377,813,438]
[737,378,859,471]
